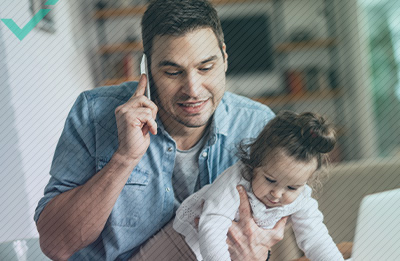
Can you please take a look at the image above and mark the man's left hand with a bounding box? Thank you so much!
[226,185,288,261]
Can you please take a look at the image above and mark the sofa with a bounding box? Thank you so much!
[270,157,400,261]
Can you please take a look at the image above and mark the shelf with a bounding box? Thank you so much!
[252,89,341,107]
[98,42,143,54]
[102,76,140,86]
[94,6,147,19]
[275,38,337,52]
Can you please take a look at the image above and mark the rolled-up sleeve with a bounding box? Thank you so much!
[34,92,96,223]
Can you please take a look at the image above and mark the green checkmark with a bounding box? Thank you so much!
[1,9,51,41]
[45,0,60,5]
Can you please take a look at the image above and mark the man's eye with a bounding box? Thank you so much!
[288,186,298,191]
[165,71,181,76]
[199,64,213,72]
[265,177,276,183]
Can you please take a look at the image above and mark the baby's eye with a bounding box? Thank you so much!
[288,186,298,191]
[265,177,276,183]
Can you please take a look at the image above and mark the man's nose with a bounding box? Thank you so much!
[182,71,201,97]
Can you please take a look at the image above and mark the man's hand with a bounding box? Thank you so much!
[115,74,158,162]
[227,185,288,261]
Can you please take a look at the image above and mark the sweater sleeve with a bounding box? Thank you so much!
[291,196,344,261]
[197,164,243,261]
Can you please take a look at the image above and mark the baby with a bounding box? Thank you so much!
[173,111,344,261]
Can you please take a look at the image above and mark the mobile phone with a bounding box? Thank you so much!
[140,54,151,100]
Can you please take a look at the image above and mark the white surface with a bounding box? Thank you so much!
[352,188,400,261]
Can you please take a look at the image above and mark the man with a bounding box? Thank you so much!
[34,0,286,260]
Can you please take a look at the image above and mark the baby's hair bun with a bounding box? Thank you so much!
[298,112,336,154]
[237,110,337,173]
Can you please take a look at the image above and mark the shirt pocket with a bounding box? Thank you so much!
[125,167,149,191]
[106,165,151,227]
[97,157,150,190]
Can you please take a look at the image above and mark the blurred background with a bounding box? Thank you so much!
[1,0,399,259]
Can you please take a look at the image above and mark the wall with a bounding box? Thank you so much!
[0,0,94,242]
[332,0,378,159]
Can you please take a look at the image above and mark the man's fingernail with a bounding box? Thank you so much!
[237,186,243,192]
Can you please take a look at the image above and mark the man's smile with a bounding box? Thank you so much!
[177,99,210,114]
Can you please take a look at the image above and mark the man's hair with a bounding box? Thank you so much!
[141,0,225,60]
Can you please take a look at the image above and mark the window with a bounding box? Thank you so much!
[359,0,400,157]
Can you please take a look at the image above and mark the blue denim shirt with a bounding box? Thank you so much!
[34,82,275,260]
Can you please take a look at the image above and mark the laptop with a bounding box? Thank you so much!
[347,188,400,261]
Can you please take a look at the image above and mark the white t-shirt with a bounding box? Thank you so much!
[173,161,344,261]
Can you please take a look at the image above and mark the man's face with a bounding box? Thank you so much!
[150,28,228,129]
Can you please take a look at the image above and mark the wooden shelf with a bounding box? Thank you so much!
[102,76,140,86]
[252,89,341,107]
[94,6,147,19]
[98,42,143,54]
[275,38,337,52]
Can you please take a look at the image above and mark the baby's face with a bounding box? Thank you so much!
[251,151,317,208]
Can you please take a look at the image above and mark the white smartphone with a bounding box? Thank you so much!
[140,54,151,100]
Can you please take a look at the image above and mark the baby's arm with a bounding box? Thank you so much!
[199,213,233,261]
[291,198,344,261]
[197,168,242,261]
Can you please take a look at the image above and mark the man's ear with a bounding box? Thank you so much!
[223,43,228,73]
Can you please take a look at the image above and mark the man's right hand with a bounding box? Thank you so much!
[115,74,158,161]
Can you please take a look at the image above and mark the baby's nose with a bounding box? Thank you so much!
[271,188,283,199]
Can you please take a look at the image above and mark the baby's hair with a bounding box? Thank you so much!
[238,111,336,189]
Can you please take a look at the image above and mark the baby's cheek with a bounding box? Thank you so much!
[285,192,301,205]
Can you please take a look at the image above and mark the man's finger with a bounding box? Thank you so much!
[264,216,288,245]
[237,185,252,221]
[132,74,148,98]
[144,117,158,136]
[124,95,158,119]
[134,109,158,135]
[194,217,200,229]
[273,216,288,231]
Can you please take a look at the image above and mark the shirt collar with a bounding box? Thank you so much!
[211,93,229,136]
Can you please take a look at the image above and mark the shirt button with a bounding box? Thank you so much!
[167,147,173,152]
[202,151,208,158]
[166,187,171,192]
